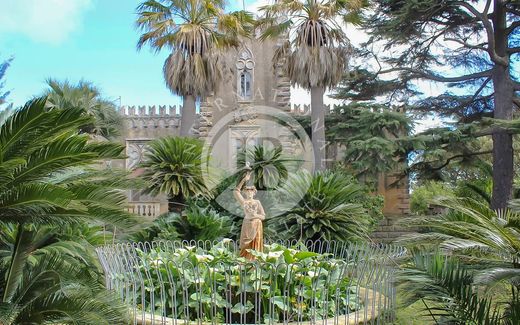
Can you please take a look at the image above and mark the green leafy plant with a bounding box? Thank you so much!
[398,252,505,324]
[133,242,362,323]
[0,98,138,323]
[271,170,380,242]
[140,136,208,213]
[131,205,232,242]
[410,181,454,215]
[237,146,297,190]
[44,79,123,139]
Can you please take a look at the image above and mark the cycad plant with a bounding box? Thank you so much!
[237,145,297,190]
[136,0,254,136]
[398,198,520,287]
[0,98,137,324]
[271,170,376,242]
[44,79,123,139]
[140,136,208,213]
[258,0,363,170]
[398,252,515,324]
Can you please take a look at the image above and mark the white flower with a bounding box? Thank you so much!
[267,251,283,259]
[307,271,317,278]
[195,254,214,262]
[185,245,196,251]
[221,238,232,244]
[151,259,163,266]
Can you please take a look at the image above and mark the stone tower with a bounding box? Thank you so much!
[119,35,411,242]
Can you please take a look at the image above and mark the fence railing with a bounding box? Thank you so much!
[96,240,405,325]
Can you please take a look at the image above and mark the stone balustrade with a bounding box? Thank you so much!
[127,202,162,218]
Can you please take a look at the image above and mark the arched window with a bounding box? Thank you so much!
[239,71,252,99]
[236,47,254,100]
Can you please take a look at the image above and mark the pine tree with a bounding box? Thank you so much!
[363,0,520,209]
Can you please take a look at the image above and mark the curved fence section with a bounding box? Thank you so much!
[96,240,405,325]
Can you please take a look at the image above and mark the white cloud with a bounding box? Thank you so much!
[0,0,92,44]
[246,0,270,13]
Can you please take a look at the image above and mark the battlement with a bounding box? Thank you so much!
[120,105,184,117]
[288,104,343,115]
[120,104,345,118]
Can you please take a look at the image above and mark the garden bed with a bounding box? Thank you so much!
[97,240,402,325]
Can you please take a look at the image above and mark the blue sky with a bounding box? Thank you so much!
[0,0,258,108]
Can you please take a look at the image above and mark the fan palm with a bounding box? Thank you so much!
[140,136,208,213]
[271,170,370,242]
[136,0,254,136]
[258,0,363,170]
[44,79,123,139]
[0,98,138,322]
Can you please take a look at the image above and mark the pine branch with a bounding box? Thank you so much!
[444,38,487,51]
[378,67,492,83]
[509,46,520,54]
[507,21,520,34]
[451,1,507,66]
[429,150,493,172]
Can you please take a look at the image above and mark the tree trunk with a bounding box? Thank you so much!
[168,195,185,214]
[491,2,514,210]
[180,95,196,137]
[311,86,326,171]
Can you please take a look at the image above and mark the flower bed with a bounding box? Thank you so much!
[97,240,402,325]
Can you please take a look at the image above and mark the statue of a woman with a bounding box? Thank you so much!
[234,170,265,260]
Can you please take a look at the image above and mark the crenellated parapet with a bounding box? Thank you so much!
[120,104,346,131]
[121,105,183,117]
[121,105,189,131]
[288,104,343,116]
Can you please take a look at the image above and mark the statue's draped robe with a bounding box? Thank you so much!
[239,200,264,259]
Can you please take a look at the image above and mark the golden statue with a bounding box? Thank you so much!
[234,166,265,260]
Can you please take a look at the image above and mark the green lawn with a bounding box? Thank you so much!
[391,300,435,325]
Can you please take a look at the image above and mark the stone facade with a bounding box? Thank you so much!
[119,37,411,241]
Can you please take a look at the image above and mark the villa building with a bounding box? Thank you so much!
[117,37,410,242]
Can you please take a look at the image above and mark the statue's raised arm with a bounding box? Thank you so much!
[233,172,250,206]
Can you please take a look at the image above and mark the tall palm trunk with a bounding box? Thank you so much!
[311,86,326,171]
[491,2,514,210]
[180,95,196,137]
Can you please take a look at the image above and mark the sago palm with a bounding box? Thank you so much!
[136,0,254,136]
[398,198,520,287]
[271,170,370,242]
[258,0,363,170]
[237,145,298,190]
[44,79,123,139]
[140,136,208,213]
[398,252,512,324]
[0,254,128,325]
[0,98,138,322]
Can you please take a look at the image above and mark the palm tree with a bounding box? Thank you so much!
[258,0,363,170]
[140,136,208,213]
[271,170,372,242]
[0,98,138,323]
[135,0,254,136]
[44,79,123,139]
